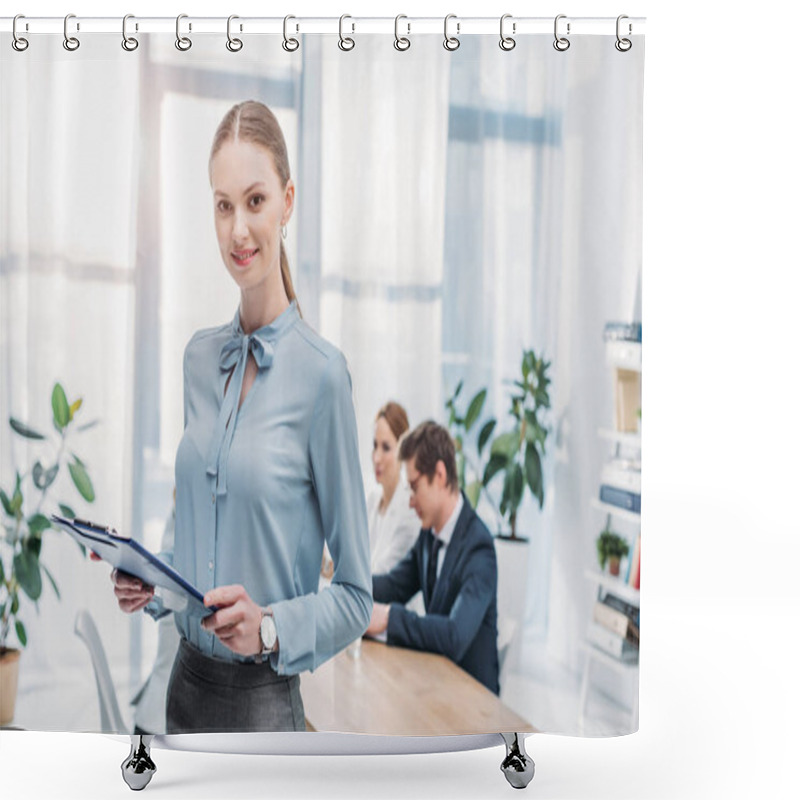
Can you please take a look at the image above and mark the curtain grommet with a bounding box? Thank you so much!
[338,14,355,51]
[394,14,411,51]
[553,14,570,52]
[615,15,632,51]
[12,14,29,51]
[175,14,192,51]
[63,13,80,52]
[443,14,460,52]
[226,15,243,52]
[282,15,299,52]
[121,14,139,52]
[499,14,516,51]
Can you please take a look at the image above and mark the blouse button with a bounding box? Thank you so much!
[208,560,214,570]
[211,493,216,504]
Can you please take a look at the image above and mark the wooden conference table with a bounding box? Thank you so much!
[301,639,535,735]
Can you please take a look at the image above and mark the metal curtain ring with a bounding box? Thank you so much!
[282,15,299,52]
[122,14,139,51]
[226,15,243,52]
[553,14,570,51]
[63,13,80,51]
[443,14,460,51]
[615,15,632,51]
[12,14,29,52]
[338,15,355,51]
[499,14,515,51]
[175,14,192,51]
[394,14,410,51]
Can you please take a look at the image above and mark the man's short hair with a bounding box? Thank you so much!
[399,420,459,492]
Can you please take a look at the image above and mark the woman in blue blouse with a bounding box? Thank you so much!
[108,100,372,733]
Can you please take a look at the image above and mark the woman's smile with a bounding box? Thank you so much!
[232,248,260,268]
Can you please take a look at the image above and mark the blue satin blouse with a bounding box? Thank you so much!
[148,301,372,675]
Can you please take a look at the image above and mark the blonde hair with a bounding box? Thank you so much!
[210,100,300,314]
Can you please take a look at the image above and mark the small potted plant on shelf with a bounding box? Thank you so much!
[1,383,95,727]
[595,523,630,577]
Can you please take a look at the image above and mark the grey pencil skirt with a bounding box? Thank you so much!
[166,638,306,733]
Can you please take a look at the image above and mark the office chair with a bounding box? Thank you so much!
[74,609,129,733]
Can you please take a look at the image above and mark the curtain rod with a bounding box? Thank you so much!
[1,16,646,37]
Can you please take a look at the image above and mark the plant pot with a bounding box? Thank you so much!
[0,647,21,726]
[608,557,621,577]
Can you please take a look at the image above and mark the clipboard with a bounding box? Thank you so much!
[50,514,216,617]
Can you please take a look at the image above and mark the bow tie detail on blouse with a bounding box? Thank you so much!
[206,329,275,496]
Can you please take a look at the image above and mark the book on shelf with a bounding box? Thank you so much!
[602,591,640,625]
[627,534,641,590]
[593,600,640,646]
[599,484,641,513]
[603,321,642,343]
[586,621,639,663]
[601,458,641,494]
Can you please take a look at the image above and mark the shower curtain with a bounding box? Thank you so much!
[0,20,644,740]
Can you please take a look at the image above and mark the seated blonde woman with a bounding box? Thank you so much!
[366,401,420,575]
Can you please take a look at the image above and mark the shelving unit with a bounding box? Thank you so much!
[579,329,641,734]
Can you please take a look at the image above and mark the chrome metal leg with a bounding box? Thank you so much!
[500,732,535,789]
[121,735,156,791]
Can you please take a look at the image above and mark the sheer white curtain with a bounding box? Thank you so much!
[316,36,451,485]
[0,37,140,724]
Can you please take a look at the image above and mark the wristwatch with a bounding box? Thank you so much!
[259,608,277,655]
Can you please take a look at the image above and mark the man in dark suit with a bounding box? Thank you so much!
[366,421,500,695]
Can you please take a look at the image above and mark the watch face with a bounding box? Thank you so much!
[261,615,276,650]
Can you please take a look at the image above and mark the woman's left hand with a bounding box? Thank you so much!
[201,584,263,657]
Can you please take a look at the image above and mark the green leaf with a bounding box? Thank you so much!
[456,453,466,490]
[14,550,42,601]
[41,563,61,600]
[24,534,42,558]
[464,389,487,433]
[0,489,12,517]
[454,380,463,398]
[11,478,23,515]
[15,619,27,647]
[465,480,482,509]
[504,463,525,517]
[483,453,507,487]
[52,383,70,429]
[9,417,46,440]
[11,593,19,615]
[0,557,4,583]
[77,419,100,433]
[69,460,95,502]
[27,514,51,537]
[32,461,59,491]
[524,443,544,509]
[477,419,496,456]
[491,431,519,461]
[59,503,77,519]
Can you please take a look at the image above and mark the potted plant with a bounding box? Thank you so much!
[481,349,551,541]
[444,381,495,511]
[1,383,95,726]
[595,523,630,576]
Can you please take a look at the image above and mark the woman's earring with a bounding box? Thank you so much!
[280,224,288,240]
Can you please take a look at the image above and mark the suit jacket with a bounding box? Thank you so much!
[372,492,500,694]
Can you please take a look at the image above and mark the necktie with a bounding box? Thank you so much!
[205,325,274,496]
[427,536,443,600]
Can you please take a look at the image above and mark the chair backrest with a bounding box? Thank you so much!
[74,609,129,733]
[497,615,518,691]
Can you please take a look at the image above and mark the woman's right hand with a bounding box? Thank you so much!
[90,552,154,613]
